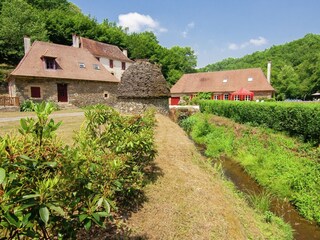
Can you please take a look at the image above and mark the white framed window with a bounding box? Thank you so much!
[224,94,229,100]
[44,57,57,70]
[79,62,86,68]
[214,95,219,100]
[245,95,251,101]
[234,95,240,101]
[93,64,100,70]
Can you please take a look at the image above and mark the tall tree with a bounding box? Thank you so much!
[0,0,47,64]
[125,32,159,59]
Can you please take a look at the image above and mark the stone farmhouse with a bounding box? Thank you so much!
[8,37,120,107]
[170,68,274,105]
[73,35,134,80]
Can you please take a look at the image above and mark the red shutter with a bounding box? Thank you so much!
[122,62,126,70]
[109,59,113,68]
[31,87,41,98]
[171,97,180,105]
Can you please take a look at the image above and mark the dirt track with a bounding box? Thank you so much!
[127,114,283,239]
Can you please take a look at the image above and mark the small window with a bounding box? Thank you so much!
[121,62,126,70]
[214,95,219,100]
[109,59,113,68]
[93,64,100,70]
[224,94,229,100]
[248,77,253,82]
[111,72,114,76]
[103,91,109,99]
[245,95,251,101]
[96,57,100,61]
[31,86,41,98]
[223,79,228,83]
[44,57,56,70]
[234,95,240,101]
[79,63,86,68]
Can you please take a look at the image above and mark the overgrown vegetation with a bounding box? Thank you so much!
[20,100,59,112]
[201,34,320,100]
[180,113,320,225]
[0,102,156,239]
[200,100,320,145]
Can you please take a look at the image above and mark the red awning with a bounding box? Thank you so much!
[231,87,254,96]
[230,87,254,100]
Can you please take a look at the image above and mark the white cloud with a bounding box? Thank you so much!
[229,36,268,50]
[187,22,195,29]
[182,21,195,38]
[228,43,239,50]
[118,12,167,33]
[249,36,268,46]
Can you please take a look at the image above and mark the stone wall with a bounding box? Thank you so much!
[115,98,169,115]
[14,78,118,107]
[253,91,273,99]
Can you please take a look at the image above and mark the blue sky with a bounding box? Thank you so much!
[70,0,320,68]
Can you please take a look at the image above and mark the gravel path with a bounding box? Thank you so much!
[0,112,84,122]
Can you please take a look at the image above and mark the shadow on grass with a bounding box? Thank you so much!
[79,161,163,239]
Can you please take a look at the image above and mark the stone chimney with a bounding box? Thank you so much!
[72,34,80,48]
[24,36,31,55]
[267,61,271,83]
[122,49,128,57]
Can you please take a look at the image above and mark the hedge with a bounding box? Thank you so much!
[199,100,320,144]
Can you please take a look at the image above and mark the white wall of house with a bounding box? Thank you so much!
[100,57,132,80]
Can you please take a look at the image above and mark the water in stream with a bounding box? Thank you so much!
[218,157,320,240]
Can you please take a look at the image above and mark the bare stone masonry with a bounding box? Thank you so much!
[116,61,170,114]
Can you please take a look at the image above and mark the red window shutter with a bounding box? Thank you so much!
[121,62,126,70]
[171,97,180,105]
[31,87,41,98]
[109,59,113,68]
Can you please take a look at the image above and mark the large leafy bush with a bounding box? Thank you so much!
[200,100,320,145]
[0,103,156,239]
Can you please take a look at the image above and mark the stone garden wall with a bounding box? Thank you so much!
[115,98,169,115]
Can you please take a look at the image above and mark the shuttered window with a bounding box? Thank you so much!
[121,62,126,70]
[109,59,113,68]
[31,87,41,98]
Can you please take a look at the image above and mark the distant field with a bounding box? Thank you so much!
[0,109,85,145]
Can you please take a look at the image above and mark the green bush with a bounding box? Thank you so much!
[0,103,156,239]
[20,100,59,112]
[199,100,320,145]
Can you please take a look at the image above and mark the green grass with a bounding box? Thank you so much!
[0,110,85,145]
[181,113,320,224]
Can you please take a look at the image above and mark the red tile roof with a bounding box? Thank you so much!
[171,68,274,94]
[80,37,134,63]
[10,41,119,83]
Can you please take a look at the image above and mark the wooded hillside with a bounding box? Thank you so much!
[0,0,196,85]
[201,34,320,100]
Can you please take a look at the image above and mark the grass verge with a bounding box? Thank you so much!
[181,113,320,225]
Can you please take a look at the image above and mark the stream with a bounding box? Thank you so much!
[215,157,320,240]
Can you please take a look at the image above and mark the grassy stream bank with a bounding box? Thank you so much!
[181,113,320,225]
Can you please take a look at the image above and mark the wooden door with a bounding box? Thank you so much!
[57,83,68,102]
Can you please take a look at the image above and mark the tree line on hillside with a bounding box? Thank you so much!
[201,34,320,100]
[0,0,197,85]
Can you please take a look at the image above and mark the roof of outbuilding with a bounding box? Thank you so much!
[118,61,170,98]
[10,41,119,83]
[80,37,134,63]
[170,68,274,94]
